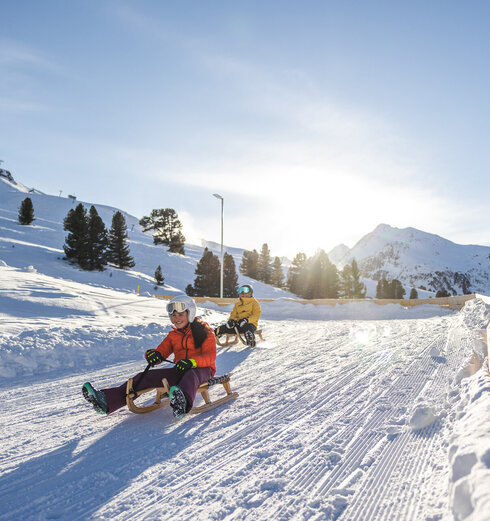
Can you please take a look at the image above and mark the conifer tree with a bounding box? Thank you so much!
[188,247,220,297]
[168,232,186,254]
[155,265,164,285]
[86,206,108,270]
[436,288,450,297]
[18,197,35,225]
[271,256,284,288]
[303,249,339,299]
[376,278,389,298]
[409,287,418,299]
[107,211,135,269]
[351,259,366,298]
[287,252,307,295]
[257,243,272,284]
[223,252,239,297]
[391,279,406,299]
[63,203,89,268]
[239,249,259,279]
[139,208,185,254]
[340,264,354,298]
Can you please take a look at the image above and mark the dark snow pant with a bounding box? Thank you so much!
[102,366,213,415]
[217,323,256,336]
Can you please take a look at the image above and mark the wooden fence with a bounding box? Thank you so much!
[154,293,477,311]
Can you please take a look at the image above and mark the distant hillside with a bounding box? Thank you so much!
[332,224,490,295]
[0,176,295,299]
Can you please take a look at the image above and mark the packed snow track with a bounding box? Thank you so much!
[0,302,488,521]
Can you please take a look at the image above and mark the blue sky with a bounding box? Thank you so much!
[1,1,489,258]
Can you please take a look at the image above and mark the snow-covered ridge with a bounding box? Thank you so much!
[0,176,294,300]
[331,223,490,296]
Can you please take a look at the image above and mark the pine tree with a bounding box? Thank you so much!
[287,252,307,295]
[168,231,185,254]
[155,265,164,285]
[340,264,354,298]
[391,279,406,299]
[409,287,418,299]
[18,197,35,225]
[271,257,284,288]
[188,247,220,297]
[376,278,390,298]
[239,249,259,279]
[303,249,339,299]
[351,259,366,298]
[86,206,108,270]
[63,203,89,268]
[223,252,239,297]
[139,208,185,254]
[436,288,450,297]
[107,211,135,269]
[257,243,272,284]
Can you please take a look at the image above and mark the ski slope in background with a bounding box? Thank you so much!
[0,265,489,521]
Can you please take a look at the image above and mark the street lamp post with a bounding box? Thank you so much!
[213,193,224,298]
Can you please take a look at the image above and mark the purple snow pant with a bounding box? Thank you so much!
[102,366,213,415]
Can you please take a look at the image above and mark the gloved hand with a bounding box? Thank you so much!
[214,326,222,337]
[226,319,236,329]
[238,318,248,328]
[145,349,163,366]
[175,358,197,374]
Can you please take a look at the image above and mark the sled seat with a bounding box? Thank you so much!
[125,373,238,415]
[216,327,264,347]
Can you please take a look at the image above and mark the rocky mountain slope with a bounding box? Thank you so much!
[331,224,490,295]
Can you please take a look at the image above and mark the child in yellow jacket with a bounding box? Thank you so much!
[215,284,261,347]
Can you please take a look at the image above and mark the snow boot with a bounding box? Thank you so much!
[169,386,187,418]
[244,330,256,348]
[82,382,109,415]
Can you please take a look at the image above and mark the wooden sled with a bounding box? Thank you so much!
[215,327,264,347]
[125,373,238,415]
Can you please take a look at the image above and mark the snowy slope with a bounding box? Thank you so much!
[333,224,490,296]
[0,269,489,521]
[0,176,294,299]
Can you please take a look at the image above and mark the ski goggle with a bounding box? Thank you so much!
[166,301,188,314]
[238,286,251,294]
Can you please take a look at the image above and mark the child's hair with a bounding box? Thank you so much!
[190,318,209,349]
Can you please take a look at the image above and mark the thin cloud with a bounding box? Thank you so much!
[0,38,63,74]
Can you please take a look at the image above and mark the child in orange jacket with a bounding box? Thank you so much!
[82,295,216,418]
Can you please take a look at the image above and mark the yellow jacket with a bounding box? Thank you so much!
[230,297,261,327]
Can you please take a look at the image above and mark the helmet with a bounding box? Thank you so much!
[166,295,197,322]
[238,284,253,297]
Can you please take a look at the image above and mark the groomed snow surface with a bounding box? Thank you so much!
[0,265,489,521]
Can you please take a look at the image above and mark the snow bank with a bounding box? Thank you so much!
[448,365,490,521]
[447,296,490,521]
[201,298,455,322]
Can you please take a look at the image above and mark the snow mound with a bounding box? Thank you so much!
[408,403,438,430]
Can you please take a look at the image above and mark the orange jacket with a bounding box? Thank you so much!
[155,318,217,375]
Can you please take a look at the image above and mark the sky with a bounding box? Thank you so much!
[1,1,490,258]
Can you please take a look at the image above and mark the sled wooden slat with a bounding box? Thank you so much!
[216,327,263,347]
[126,373,238,415]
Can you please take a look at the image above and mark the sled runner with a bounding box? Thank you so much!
[125,373,238,415]
[215,327,264,347]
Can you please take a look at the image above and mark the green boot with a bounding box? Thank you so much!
[82,382,109,415]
